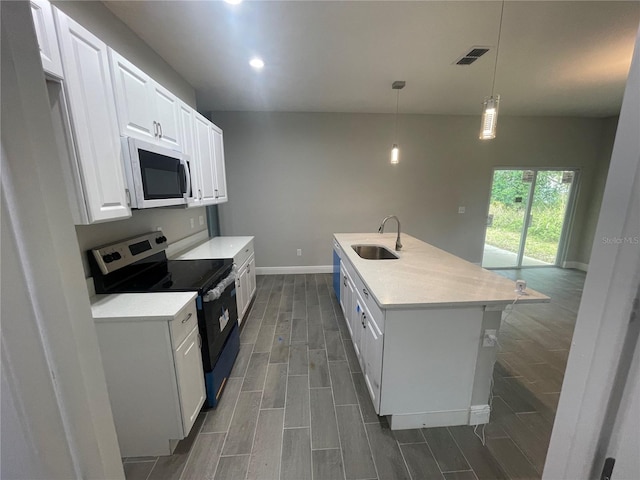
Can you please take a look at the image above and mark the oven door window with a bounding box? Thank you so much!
[139,149,186,200]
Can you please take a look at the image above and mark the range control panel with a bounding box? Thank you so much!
[91,231,168,275]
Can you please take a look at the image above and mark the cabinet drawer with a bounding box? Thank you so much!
[233,239,254,268]
[170,301,198,347]
[343,257,385,332]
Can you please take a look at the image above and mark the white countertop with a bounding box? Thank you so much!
[173,236,254,260]
[334,233,549,309]
[91,292,197,322]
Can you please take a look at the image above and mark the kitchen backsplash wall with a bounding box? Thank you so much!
[213,111,617,268]
[76,207,208,276]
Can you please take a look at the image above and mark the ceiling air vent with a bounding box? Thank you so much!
[454,46,491,65]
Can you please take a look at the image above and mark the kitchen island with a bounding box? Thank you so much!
[333,232,549,430]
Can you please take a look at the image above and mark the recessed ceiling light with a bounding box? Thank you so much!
[224,0,242,4]
[249,58,265,70]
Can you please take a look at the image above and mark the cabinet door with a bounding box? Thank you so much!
[109,50,156,142]
[235,276,244,326]
[339,263,347,315]
[193,113,216,204]
[179,102,201,207]
[174,326,206,436]
[54,10,131,223]
[211,125,227,203]
[247,255,256,301]
[362,308,383,413]
[153,82,181,151]
[30,0,63,78]
[352,297,364,369]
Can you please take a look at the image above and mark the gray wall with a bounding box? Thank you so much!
[52,1,196,107]
[213,112,616,268]
[572,116,619,265]
[54,1,209,274]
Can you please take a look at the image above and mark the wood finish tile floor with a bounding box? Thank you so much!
[123,268,585,480]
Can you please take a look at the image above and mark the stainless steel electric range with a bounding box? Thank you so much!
[89,231,239,408]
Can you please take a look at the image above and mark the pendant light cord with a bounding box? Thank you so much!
[491,0,505,97]
[394,88,399,142]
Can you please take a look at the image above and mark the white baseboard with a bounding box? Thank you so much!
[255,265,333,275]
[388,409,472,430]
[562,261,589,272]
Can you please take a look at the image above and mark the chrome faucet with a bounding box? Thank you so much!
[378,215,402,251]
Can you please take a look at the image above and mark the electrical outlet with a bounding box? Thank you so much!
[297,249,302,256]
[483,329,497,347]
[199,215,204,226]
[458,206,466,214]
[190,218,195,229]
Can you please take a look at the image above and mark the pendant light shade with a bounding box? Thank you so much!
[479,1,504,140]
[480,95,500,140]
[391,144,399,164]
[391,81,405,164]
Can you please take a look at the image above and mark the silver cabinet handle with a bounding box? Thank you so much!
[214,188,219,198]
[245,248,249,253]
[343,276,347,287]
[197,333,202,349]
[181,312,193,324]
[153,121,158,137]
[363,288,369,298]
[198,189,202,200]
[125,188,131,206]
[158,122,163,138]
[362,312,367,328]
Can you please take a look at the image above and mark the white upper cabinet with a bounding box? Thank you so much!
[152,82,181,150]
[211,124,228,203]
[109,50,156,141]
[178,101,202,208]
[30,0,63,78]
[109,50,182,151]
[193,113,229,206]
[54,9,131,223]
[194,112,217,204]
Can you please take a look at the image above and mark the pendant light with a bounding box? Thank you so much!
[479,1,504,140]
[391,80,405,164]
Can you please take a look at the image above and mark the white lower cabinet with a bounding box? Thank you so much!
[341,259,384,414]
[361,302,384,409]
[174,325,206,436]
[237,253,256,324]
[93,297,204,457]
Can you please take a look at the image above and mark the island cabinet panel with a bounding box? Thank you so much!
[380,307,483,425]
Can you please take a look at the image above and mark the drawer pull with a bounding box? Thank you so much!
[182,312,193,324]
[245,248,249,253]
[363,288,369,298]
[343,276,347,287]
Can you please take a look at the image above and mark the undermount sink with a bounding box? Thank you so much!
[352,244,399,260]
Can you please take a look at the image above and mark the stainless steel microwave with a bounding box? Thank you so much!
[121,137,193,209]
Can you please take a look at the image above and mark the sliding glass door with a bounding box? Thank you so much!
[482,168,578,269]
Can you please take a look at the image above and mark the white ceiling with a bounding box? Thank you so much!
[104,1,640,117]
